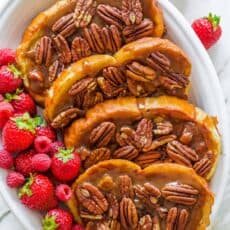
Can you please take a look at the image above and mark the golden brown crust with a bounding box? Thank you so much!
[64,96,221,180]
[67,159,214,229]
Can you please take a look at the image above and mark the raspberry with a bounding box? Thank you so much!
[49,141,65,157]
[72,225,85,230]
[34,136,52,154]
[0,101,14,128]
[0,149,14,169]
[36,126,57,142]
[6,171,25,188]
[0,94,4,102]
[0,48,16,66]
[32,154,51,172]
[55,184,72,202]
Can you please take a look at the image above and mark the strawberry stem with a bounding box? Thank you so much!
[8,64,22,78]
[207,13,221,31]
[42,215,59,230]
[56,148,74,163]
[4,89,23,102]
[18,174,34,198]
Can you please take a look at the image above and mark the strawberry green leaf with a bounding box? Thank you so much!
[207,13,221,31]
[8,64,22,78]
[18,174,34,198]
[4,89,23,102]
[56,148,74,163]
[42,215,59,230]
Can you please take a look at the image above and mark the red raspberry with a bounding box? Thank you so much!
[0,48,16,66]
[32,154,51,172]
[0,149,14,169]
[55,184,72,202]
[34,136,52,154]
[0,101,14,128]
[0,94,4,102]
[72,225,85,230]
[49,141,65,157]
[35,126,57,142]
[6,171,25,188]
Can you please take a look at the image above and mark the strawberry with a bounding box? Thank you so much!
[42,208,73,230]
[192,13,222,49]
[5,89,36,116]
[0,65,22,94]
[35,125,57,142]
[72,225,85,230]
[0,101,14,128]
[0,48,16,66]
[2,113,42,153]
[51,148,81,182]
[19,174,56,211]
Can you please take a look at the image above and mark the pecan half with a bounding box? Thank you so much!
[113,146,139,160]
[74,0,97,28]
[103,67,126,87]
[52,13,76,37]
[122,0,143,26]
[97,4,123,30]
[162,183,199,206]
[48,60,64,82]
[179,122,195,145]
[80,211,103,221]
[123,18,154,43]
[53,35,72,64]
[159,75,183,90]
[118,175,134,199]
[110,220,121,230]
[84,23,105,53]
[135,151,162,168]
[138,215,153,230]
[193,157,212,177]
[84,148,111,168]
[82,91,104,109]
[166,207,189,230]
[107,193,119,219]
[90,122,116,147]
[51,108,82,128]
[35,36,53,66]
[126,62,156,82]
[156,206,168,219]
[76,182,108,215]
[166,140,199,167]
[120,197,138,229]
[71,37,92,62]
[153,121,173,136]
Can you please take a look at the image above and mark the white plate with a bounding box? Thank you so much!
[0,0,229,229]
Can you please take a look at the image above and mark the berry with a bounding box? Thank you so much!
[2,113,42,153]
[32,154,51,172]
[0,65,22,94]
[72,225,85,230]
[35,126,57,142]
[192,13,222,49]
[51,149,81,182]
[49,141,65,157]
[15,149,36,176]
[0,101,14,128]
[19,174,56,211]
[47,196,58,210]
[0,149,14,169]
[5,90,36,116]
[0,94,4,102]
[6,171,25,188]
[34,136,52,154]
[0,48,16,66]
[42,208,73,230]
[55,184,72,202]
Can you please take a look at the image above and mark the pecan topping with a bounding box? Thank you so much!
[48,60,64,82]
[138,215,152,230]
[166,207,189,230]
[193,157,212,177]
[166,140,199,167]
[179,122,195,144]
[53,35,72,64]
[110,220,121,230]
[52,13,76,37]
[123,19,154,43]
[74,0,97,28]
[89,122,116,147]
[113,146,139,160]
[51,108,83,128]
[80,211,103,221]
[84,23,105,53]
[126,62,156,82]
[97,4,123,30]
[157,206,168,219]
[107,193,119,220]
[122,0,143,26]
[144,135,177,152]
[71,37,92,62]
[153,121,173,136]
[98,175,115,192]
[35,36,52,66]
[82,91,104,109]
[103,67,126,87]
[118,175,134,199]
[135,151,162,168]
[101,25,122,53]
[76,182,108,215]
[120,197,138,229]
[84,148,111,168]
[162,183,199,206]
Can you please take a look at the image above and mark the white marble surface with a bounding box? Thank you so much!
[0,0,230,229]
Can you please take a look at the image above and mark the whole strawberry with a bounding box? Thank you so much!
[19,174,56,211]
[0,48,16,66]
[51,148,81,182]
[0,65,22,94]
[0,101,14,128]
[2,113,42,153]
[192,13,222,49]
[5,90,36,116]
